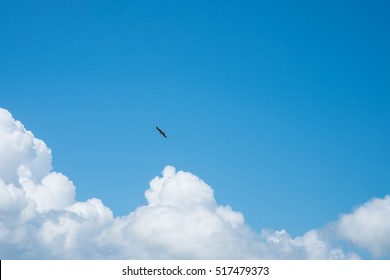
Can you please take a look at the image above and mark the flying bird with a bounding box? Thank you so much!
[156,126,167,138]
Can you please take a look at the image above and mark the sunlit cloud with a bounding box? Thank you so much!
[0,108,388,259]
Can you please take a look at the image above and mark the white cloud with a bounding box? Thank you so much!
[0,109,51,185]
[336,196,390,257]
[20,169,76,213]
[97,166,261,259]
[0,107,388,259]
[0,179,29,225]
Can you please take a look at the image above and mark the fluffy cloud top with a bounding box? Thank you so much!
[0,108,389,259]
[0,109,51,185]
[336,196,390,257]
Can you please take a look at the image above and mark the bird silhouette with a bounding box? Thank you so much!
[156,126,167,138]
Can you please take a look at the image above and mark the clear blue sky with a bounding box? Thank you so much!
[1,0,389,236]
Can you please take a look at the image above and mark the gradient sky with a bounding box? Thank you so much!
[1,0,389,238]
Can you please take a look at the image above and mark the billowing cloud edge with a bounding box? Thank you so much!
[0,108,389,259]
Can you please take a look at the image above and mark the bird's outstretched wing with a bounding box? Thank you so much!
[156,126,167,138]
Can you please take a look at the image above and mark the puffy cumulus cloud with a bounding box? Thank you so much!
[93,166,355,260]
[0,109,75,216]
[0,179,29,226]
[96,166,259,259]
[19,169,76,213]
[0,107,387,259]
[336,196,390,257]
[262,229,360,260]
[33,198,113,259]
[0,109,51,185]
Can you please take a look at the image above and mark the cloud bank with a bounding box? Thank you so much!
[0,108,389,259]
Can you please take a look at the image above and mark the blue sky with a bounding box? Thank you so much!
[1,0,389,241]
